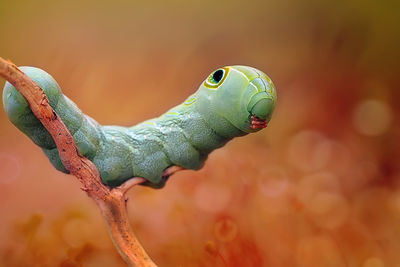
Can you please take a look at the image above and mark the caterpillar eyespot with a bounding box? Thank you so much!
[2,65,277,188]
[203,67,229,89]
[213,69,223,81]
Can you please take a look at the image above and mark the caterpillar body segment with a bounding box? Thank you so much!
[2,66,277,188]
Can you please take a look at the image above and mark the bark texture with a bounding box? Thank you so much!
[0,57,157,267]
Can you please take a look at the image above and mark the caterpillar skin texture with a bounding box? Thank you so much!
[2,66,277,188]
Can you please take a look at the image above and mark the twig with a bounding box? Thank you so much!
[162,166,185,177]
[0,57,157,267]
[117,177,147,195]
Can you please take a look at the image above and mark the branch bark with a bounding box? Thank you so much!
[0,57,157,267]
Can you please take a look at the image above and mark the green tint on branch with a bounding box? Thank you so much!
[2,66,277,188]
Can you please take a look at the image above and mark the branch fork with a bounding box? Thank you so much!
[0,57,156,267]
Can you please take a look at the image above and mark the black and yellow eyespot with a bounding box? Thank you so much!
[203,67,229,89]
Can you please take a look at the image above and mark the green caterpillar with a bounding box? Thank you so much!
[2,66,277,188]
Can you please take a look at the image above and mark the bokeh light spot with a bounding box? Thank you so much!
[194,181,231,213]
[258,167,290,198]
[353,99,392,136]
[297,172,341,205]
[288,131,334,172]
[306,192,349,229]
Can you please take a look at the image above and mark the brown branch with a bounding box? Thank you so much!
[0,57,157,267]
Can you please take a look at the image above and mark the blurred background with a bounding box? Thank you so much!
[0,0,399,266]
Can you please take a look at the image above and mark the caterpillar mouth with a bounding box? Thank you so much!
[250,115,267,129]
[247,96,273,130]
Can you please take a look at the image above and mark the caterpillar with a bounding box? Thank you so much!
[2,65,277,188]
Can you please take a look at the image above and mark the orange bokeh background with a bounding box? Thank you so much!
[0,0,399,266]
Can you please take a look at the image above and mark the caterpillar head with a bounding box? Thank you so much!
[196,65,277,135]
